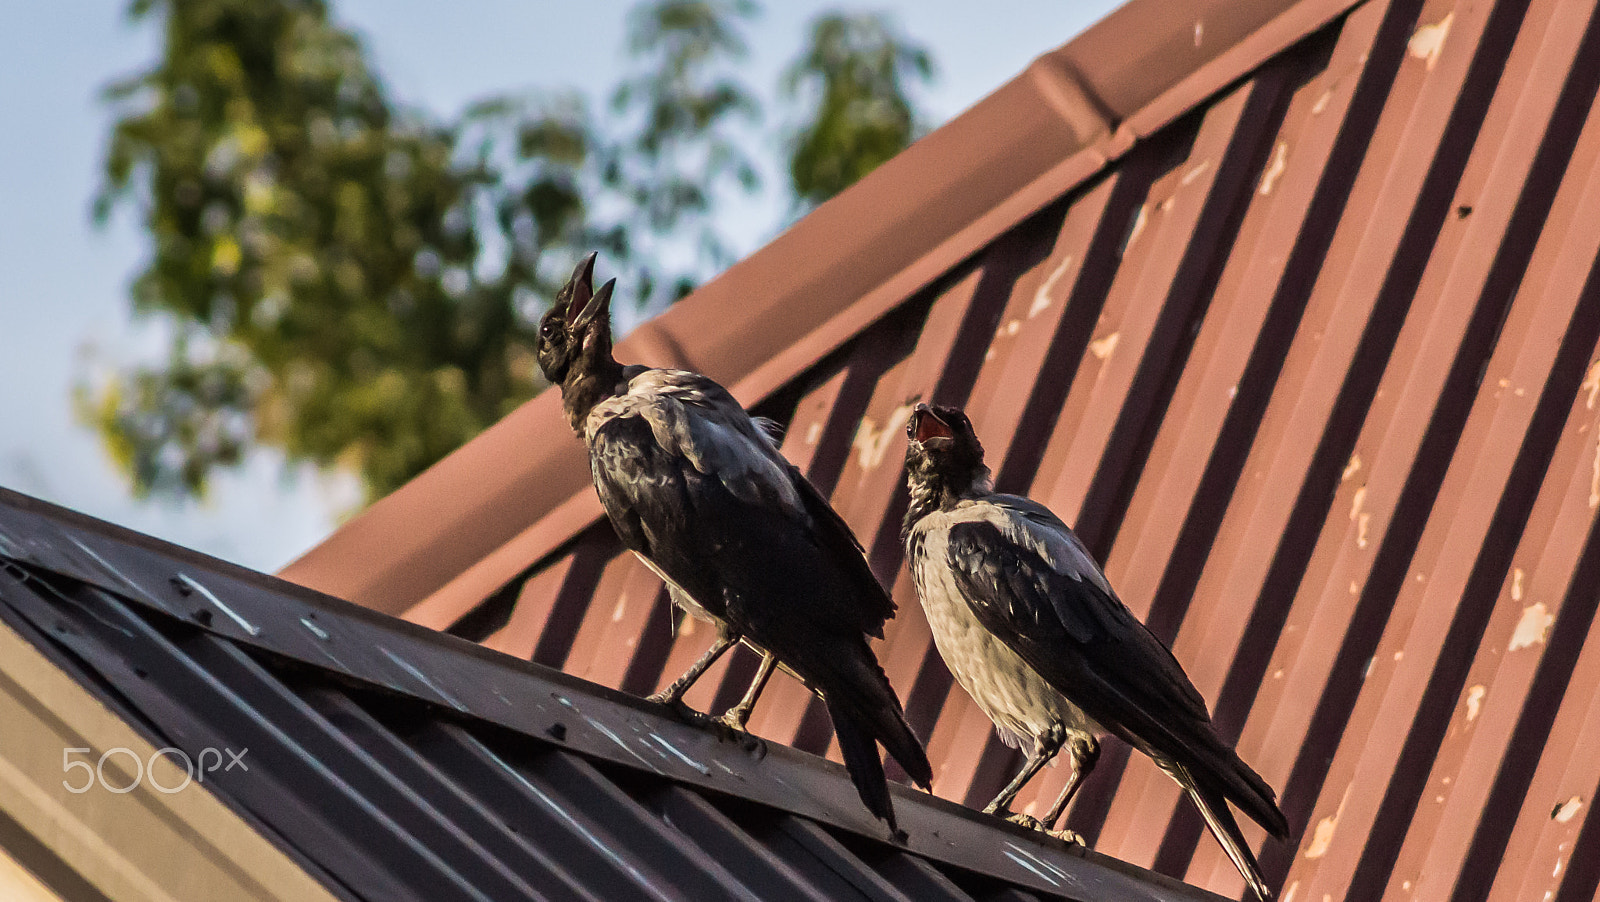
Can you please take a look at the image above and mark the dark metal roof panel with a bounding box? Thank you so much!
[0,488,1217,902]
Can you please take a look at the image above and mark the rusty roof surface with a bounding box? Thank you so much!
[281,0,1600,898]
[0,487,1222,902]
[280,0,1367,615]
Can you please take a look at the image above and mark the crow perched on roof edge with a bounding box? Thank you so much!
[535,253,933,832]
[901,404,1289,899]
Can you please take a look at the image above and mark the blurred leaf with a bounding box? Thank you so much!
[782,11,934,208]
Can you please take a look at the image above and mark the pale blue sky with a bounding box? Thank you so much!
[0,1,1120,573]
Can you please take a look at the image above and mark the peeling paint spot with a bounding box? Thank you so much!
[1511,567,1525,601]
[1582,359,1600,408]
[1553,796,1583,823]
[1031,255,1074,318]
[985,347,997,361]
[1124,203,1149,252]
[1350,581,1360,595]
[583,716,658,772]
[611,595,628,622]
[1509,602,1554,651]
[1004,319,1022,337]
[1408,13,1453,71]
[1349,486,1367,520]
[1228,385,1238,400]
[1003,845,1063,887]
[1312,90,1333,115]
[1403,880,1413,891]
[1306,786,1351,859]
[1273,669,1284,679]
[300,617,329,640]
[1182,160,1212,186]
[1089,332,1120,361]
[1357,513,1372,549]
[1393,651,1403,661]
[1591,427,1600,508]
[175,573,260,636]
[1343,453,1362,481]
[381,647,465,710]
[648,734,710,775]
[805,421,822,445]
[1305,813,1338,858]
[853,404,914,470]
[1259,142,1289,195]
[1465,684,1486,721]
[1194,19,1204,46]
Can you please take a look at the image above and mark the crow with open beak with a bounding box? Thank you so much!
[902,403,1289,899]
[536,253,933,832]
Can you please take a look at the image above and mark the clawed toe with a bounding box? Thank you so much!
[653,697,712,727]
[1004,812,1046,831]
[995,811,1082,845]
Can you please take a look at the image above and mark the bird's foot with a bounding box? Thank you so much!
[1004,812,1046,831]
[999,812,1085,846]
[651,696,712,727]
[711,709,752,735]
[1049,828,1086,846]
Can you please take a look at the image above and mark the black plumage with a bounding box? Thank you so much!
[535,253,932,831]
[901,403,1289,899]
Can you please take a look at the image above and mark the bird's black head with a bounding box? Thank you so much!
[903,404,990,530]
[536,251,618,388]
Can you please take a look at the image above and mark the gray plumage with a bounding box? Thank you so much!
[535,253,932,831]
[902,403,1288,899]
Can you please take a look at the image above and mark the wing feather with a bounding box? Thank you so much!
[945,513,1211,757]
[589,368,892,637]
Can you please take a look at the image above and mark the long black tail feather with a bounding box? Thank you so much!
[828,696,898,831]
[1173,760,1275,901]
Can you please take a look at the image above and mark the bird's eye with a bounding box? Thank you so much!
[540,321,559,339]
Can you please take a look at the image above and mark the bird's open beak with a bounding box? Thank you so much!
[561,252,615,329]
[563,252,598,321]
[909,403,954,444]
[575,278,615,329]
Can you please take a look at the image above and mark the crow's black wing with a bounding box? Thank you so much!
[944,512,1209,746]
[945,501,1285,840]
[791,472,896,636]
[595,369,893,637]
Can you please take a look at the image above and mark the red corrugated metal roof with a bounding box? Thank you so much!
[282,0,1600,897]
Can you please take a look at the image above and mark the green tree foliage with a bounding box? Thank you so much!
[87,0,934,505]
[784,12,934,208]
[608,0,761,305]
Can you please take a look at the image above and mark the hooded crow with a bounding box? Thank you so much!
[535,253,933,831]
[902,403,1289,898]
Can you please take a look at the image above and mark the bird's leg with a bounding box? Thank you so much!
[715,649,777,732]
[984,726,1064,821]
[648,630,735,709]
[1038,734,1099,845]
